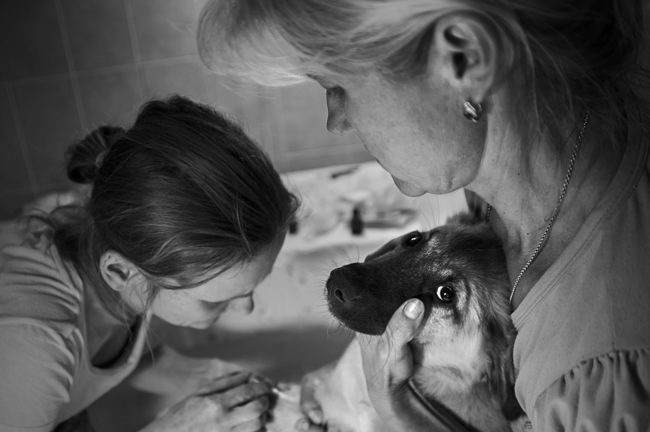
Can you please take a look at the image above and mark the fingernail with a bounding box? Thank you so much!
[276,381,290,391]
[404,299,423,319]
[309,408,323,424]
[295,418,309,430]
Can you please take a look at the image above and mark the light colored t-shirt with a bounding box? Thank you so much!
[512,122,650,430]
[0,225,150,431]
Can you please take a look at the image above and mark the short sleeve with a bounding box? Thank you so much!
[0,322,77,431]
[532,349,650,431]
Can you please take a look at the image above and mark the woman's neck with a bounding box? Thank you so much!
[468,111,626,306]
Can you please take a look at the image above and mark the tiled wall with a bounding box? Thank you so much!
[0,0,370,219]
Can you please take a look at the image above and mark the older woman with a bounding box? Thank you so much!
[198,1,650,431]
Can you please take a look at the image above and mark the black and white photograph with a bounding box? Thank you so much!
[1,1,649,431]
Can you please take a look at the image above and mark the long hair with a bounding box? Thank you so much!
[51,95,298,302]
[198,0,647,147]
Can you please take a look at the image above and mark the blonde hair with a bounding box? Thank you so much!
[198,0,646,143]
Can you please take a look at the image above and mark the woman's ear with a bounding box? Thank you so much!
[430,12,500,103]
[99,251,142,292]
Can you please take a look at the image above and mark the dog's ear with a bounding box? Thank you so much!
[460,189,490,223]
[446,189,488,225]
[445,211,483,226]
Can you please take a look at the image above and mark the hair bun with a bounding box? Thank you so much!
[66,126,125,184]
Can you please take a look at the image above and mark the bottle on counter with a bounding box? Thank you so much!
[288,215,299,235]
[350,206,364,236]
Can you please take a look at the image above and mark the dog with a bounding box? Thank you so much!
[295,213,527,432]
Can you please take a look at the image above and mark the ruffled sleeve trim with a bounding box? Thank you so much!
[532,348,650,431]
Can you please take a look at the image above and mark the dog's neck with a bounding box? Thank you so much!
[412,367,511,432]
[411,342,512,432]
[411,334,486,393]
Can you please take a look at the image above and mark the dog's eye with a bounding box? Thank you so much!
[436,285,455,303]
[404,231,422,247]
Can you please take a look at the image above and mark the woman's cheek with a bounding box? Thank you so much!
[152,295,208,327]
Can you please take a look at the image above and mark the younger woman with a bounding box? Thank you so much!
[0,95,298,432]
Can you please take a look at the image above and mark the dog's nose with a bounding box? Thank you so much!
[327,265,366,305]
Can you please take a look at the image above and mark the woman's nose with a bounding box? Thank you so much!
[228,296,254,315]
[326,91,351,134]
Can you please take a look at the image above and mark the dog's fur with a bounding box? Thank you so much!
[313,214,526,431]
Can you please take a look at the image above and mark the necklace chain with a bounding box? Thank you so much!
[486,111,590,304]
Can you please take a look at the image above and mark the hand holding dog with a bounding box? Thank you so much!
[294,299,426,432]
[140,371,273,432]
[128,344,242,399]
[358,298,425,431]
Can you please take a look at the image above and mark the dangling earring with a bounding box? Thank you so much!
[462,99,484,122]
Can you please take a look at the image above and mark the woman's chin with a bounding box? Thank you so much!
[194,315,222,329]
[159,314,221,329]
[392,177,426,197]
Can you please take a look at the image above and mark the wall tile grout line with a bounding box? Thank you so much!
[72,57,195,80]
[73,63,138,79]
[123,0,145,101]
[53,0,88,133]
[4,82,38,198]
[9,72,72,87]
[1,1,374,213]
[135,53,200,68]
[258,86,278,160]
[0,186,35,196]
[276,88,290,157]
[0,45,201,84]
[123,0,142,64]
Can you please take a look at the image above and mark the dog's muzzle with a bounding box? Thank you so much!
[326,264,396,335]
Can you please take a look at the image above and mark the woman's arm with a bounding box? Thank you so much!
[126,316,241,398]
[136,372,274,432]
[126,344,241,398]
[532,350,650,431]
[0,323,76,432]
[52,412,95,432]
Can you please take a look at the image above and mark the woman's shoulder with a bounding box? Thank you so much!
[512,122,650,414]
[0,220,84,428]
[0,216,84,331]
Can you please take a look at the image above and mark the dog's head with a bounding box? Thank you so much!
[326,217,510,337]
[326,215,521,420]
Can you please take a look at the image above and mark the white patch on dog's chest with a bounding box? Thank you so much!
[416,330,485,394]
